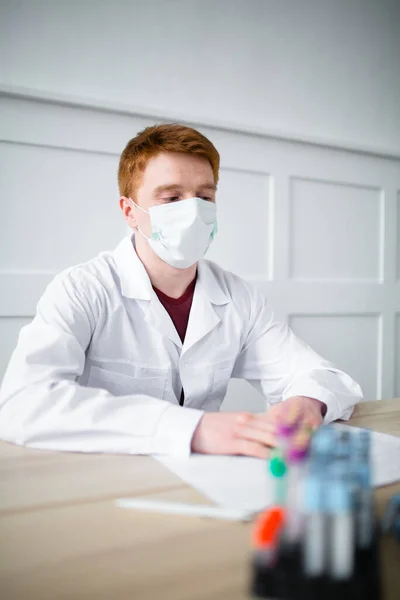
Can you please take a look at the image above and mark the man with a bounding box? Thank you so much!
[0,124,362,457]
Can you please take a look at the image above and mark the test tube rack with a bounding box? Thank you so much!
[250,426,383,600]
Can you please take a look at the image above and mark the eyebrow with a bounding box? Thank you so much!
[153,183,217,195]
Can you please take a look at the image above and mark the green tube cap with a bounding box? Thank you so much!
[269,455,287,478]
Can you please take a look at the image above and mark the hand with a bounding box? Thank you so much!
[191,411,278,459]
[191,396,325,458]
[266,396,325,431]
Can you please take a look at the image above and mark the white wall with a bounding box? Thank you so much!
[1,93,399,408]
[0,0,399,408]
[0,0,399,156]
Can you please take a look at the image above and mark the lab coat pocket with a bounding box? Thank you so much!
[87,365,167,399]
[206,361,234,410]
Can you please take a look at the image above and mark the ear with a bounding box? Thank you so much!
[119,196,138,229]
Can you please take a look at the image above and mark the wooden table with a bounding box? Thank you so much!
[1,399,399,600]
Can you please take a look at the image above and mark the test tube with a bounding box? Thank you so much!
[253,506,285,563]
[353,430,373,548]
[285,431,309,544]
[302,471,326,577]
[309,426,335,467]
[326,464,355,580]
[251,507,285,599]
[269,449,287,506]
[277,403,303,455]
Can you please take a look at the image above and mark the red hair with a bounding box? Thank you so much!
[118,123,220,198]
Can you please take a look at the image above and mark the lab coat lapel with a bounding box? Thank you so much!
[182,286,220,353]
[182,260,230,355]
[146,296,182,349]
[113,235,230,351]
[114,235,182,348]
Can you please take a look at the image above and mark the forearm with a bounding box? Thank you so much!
[281,368,362,422]
[0,379,203,456]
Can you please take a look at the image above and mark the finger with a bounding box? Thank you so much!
[256,410,282,424]
[300,412,323,429]
[234,412,254,426]
[238,425,278,448]
[241,415,279,439]
[258,409,321,430]
[304,418,323,431]
[250,414,279,430]
[244,418,278,441]
[233,438,270,459]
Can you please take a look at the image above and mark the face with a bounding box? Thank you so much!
[120,152,216,238]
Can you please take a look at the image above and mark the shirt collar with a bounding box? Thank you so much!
[113,233,230,306]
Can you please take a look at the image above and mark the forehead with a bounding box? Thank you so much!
[140,152,214,189]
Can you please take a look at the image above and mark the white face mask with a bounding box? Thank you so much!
[129,197,218,269]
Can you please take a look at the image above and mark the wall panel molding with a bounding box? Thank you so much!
[288,176,384,283]
[289,313,381,400]
[1,84,400,160]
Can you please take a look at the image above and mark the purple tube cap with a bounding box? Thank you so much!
[287,444,308,463]
[277,405,304,437]
[277,422,298,437]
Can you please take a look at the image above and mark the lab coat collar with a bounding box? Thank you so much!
[181,258,231,353]
[196,259,230,306]
[113,234,230,351]
[113,234,153,300]
[113,234,230,307]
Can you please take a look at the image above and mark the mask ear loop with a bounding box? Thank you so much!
[129,198,150,215]
[129,198,149,240]
[128,198,162,241]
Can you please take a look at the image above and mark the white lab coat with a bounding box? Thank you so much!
[0,235,362,456]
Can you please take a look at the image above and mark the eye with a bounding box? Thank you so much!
[200,196,212,202]
[162,196,180,203]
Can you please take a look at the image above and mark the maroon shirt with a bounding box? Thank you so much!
[153,277,196,406]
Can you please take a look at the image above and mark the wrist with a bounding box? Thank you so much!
[191,413,206,453]
[300,396,327,417]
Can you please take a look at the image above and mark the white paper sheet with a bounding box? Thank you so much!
[156,425,400,512]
